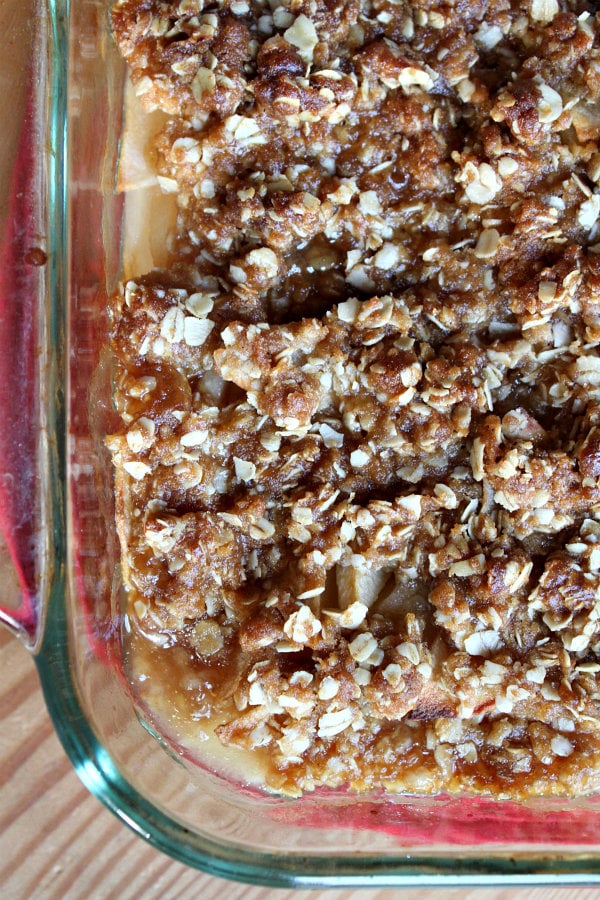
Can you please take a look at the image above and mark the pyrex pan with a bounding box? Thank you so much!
[3,0,600,887]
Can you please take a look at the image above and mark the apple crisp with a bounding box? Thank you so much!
[108,0,600,797]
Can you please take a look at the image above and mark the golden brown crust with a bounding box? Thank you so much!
[109,0,600,797]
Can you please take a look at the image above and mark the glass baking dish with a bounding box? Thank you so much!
[3,0,600,887]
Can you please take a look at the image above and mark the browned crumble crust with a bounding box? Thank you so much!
[109,0,600,797]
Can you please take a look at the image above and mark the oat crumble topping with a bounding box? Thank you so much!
[109,0,600,797]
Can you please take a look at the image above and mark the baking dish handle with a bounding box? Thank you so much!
[0,0,64,650]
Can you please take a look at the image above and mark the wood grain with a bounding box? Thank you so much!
[1,626,600,899]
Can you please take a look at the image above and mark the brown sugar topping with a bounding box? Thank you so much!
[109,0,600,797]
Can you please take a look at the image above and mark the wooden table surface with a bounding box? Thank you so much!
[1,628,600,900]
